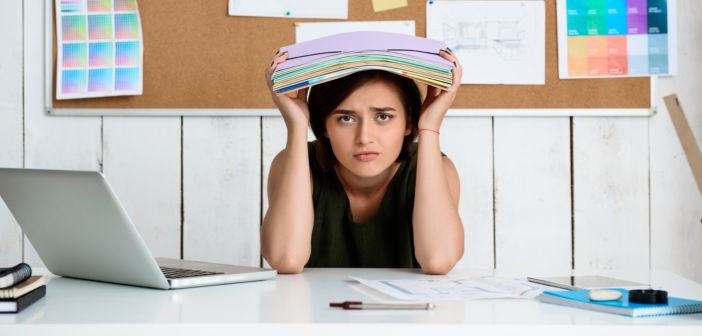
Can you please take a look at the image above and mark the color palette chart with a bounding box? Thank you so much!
[556,0,677,79]
[56,0,143,99]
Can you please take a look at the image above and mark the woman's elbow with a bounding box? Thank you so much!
[266,256,307,274]
[419,248,464,275]
[420,259,457,275]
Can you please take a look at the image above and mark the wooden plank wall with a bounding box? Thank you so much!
[650,0,702,281]
[0,0,24,266]
[1,0,700,283]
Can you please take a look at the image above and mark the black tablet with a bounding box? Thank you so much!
[527,276,649,290]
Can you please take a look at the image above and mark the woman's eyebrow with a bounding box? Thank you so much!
[370,107,396,112]
[332,109,356,115]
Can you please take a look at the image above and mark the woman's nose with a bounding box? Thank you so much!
[355,118,374,145]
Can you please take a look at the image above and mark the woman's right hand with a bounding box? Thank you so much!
[265,51,310,131]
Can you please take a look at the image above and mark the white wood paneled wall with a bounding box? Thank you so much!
[650,0,702,281]
[103,117,182,259]
[1,0,701,283]
[573,117,650,270]
[0,0,24,266]
[440,117,494,269]
[183,117,261,267]
[23,0,102,267]
[494,117,572,269]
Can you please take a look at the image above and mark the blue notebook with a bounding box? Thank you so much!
[540,289,702,317]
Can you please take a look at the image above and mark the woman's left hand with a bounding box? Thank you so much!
[417,49,463,131]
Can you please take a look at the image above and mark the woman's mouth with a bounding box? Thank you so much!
[353,150,380,162]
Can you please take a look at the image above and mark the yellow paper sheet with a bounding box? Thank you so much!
[372,0,408,12]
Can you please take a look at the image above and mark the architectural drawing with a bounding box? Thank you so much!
[427,1,545,85]
[441,10,535,60]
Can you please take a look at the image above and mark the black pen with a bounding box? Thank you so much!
[330,301,435,310]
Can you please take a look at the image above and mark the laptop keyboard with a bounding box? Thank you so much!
[160,266,224,279]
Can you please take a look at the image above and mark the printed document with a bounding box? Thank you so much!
[426,1,546,85]
[228,0,348,19]
[296,21,415,43]
[351,275,564,301]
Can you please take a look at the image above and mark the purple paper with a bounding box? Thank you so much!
[277,31,452,71]
[627,14,647,34]
[626,0,647,15]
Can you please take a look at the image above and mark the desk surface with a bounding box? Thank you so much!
[2,268,702,332]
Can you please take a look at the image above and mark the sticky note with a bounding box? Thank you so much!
[372,0,408,12]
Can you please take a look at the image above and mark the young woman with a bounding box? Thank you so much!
[262,49,464,275]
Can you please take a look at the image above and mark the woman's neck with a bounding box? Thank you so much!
[334,162,401,198]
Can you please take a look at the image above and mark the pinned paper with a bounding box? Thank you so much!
[426,1,546,85]
[228,0,348,19]
[55,0,143,99]
[556,0,678,78]
[295,21,415,43]
[372,0,408,12]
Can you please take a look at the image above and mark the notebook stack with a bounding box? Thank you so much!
[540,289,702,318]
[0,263,45,313]
[272,31,454,95]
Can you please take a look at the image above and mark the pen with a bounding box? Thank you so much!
[330,301,435,310]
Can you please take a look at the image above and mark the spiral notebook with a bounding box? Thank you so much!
[540,289,702,318]
[0,263,32,289]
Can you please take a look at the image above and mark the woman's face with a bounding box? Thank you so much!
[324,80,411,178]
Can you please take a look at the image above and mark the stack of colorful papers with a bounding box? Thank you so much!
[273,31,453,95]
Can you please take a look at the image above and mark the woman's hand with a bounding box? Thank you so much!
[417,49,463,131]
[265,51,311,132]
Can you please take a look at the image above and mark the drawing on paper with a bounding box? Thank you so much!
[427,1,546,85]
[441,12,535,60]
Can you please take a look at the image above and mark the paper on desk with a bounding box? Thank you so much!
[426,1,546,85]
[228,0,348,19]
[296,21,415,43]
[350,276,565,302]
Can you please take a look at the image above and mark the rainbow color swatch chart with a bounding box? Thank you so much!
[556,0,677,79]
[56,0,143,99]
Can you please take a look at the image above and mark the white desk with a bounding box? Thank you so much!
[1,268,701,335]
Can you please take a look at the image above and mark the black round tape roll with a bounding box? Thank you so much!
[629,289,668,304]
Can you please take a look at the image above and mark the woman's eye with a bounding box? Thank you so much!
[377,114,392,121]
[339,116,354,123]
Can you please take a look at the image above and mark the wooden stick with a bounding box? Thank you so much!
[663,94,702,198]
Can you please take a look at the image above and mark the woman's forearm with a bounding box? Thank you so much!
[261,126,314,273]
[413,132,464,274]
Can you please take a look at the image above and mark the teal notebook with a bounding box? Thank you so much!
[540,289,702,318]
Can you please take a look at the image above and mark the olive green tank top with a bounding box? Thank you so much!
[304,140,426,268]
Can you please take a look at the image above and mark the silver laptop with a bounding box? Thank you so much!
[0,168,276,289]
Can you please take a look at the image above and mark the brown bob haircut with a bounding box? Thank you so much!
[308,70,422,172]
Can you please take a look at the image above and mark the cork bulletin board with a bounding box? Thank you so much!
[49,0,651,114]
